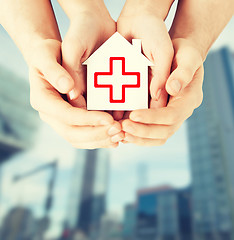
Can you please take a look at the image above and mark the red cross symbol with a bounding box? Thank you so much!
[94,57,140,103]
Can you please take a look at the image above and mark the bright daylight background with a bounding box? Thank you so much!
[0,1,233,240]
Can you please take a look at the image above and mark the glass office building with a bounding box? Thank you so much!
[0,65,39,162]
[122,204,136,240]
[65,149,110,240]
[187,48,234,240]
[135,186,192,240]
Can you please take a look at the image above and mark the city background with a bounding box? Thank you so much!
[0,1,233,240]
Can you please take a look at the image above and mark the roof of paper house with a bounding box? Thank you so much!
[83,32,153,66]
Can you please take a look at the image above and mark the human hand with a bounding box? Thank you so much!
[60,0,116,109]
[29,39,124,149]
[122,38,204,146]
[117,0,174,112]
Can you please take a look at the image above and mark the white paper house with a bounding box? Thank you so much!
[83,32,153,111]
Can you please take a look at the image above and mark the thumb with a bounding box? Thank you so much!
[32,39,75,94]
[166,42,203,96]
[39,60,75,94]
[148,45,173,108]
[62,25,89,101]
[142,34,173,107]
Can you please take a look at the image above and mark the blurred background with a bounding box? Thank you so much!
[0,1,233,240]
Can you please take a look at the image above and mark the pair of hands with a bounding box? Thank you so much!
[28,4,204,149]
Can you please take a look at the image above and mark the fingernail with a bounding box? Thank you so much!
[108,126,120,136]
[170,80,181,94]
[111,134,123,143]
[58,77,71,92]
[69,89,77,100]
[155,89,162,101]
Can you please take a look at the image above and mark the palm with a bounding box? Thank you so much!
[61,12,116,108]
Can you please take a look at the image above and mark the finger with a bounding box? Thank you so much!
[130,97,193,126]
[113,111,125,121]
[129,106,181,126]
[40,113,122,149]
[124,133,167,147]
[29,69,114,126]
[73,139,119,150]
[123,111,131,120]
[122,119,175,139]
[69,95,87,109]
[149,91,168,109]
[166,41,203,96]
[118,19,173,108]
[130,101,194,126]
[37,57,75,94]
[40,112,123,143]
[31,39,75,94]
[130,67,204,125]
[142,26,173,106]
[62,23,95,100]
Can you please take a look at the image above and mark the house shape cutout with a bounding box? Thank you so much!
[83,32,153,111]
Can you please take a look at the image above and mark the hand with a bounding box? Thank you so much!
[29,39,124,149]
[122,38,204,146]
[61,2,116,108]
[117,0,174,111]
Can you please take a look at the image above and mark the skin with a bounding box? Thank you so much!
[122,38,204,146]
[0,0,233,148]
[0,0,124,149]
[117,0,175,111]
[122,0,233,146]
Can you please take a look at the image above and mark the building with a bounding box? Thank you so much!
[135,185,192,240]
[0,65,39,162]
[0,65,39,213]
[0,207,35,240]
[65,149,110,239]
[187,48,234,240]
[122,204,136,240]
[136,162,148,190]
[98,213,123,240]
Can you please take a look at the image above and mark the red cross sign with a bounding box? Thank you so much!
[94,57,141,103]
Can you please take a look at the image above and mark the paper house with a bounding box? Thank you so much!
[83,32,153,111]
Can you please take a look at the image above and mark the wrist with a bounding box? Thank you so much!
[121,0,174,20]
[171,38,204,63]
[59,0,111,22]
[24,38,61,66]
[170,33,208,61]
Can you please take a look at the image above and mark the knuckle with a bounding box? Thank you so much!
[43,62,56,76]
[178,67,193,84]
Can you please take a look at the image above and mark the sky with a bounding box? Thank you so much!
[0,0,234,237]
